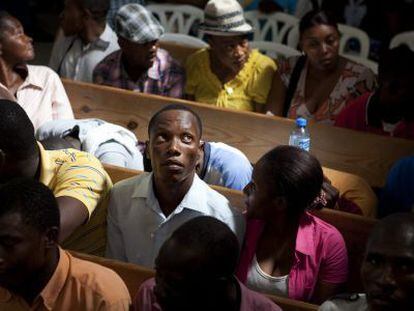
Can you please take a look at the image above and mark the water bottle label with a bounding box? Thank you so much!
[297,138,310,152]
[289,135,310,152]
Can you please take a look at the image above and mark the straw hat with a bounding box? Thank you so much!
[199,0,253,36]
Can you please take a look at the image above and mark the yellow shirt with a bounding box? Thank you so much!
[323,167,378,217]
[38,143,113,255]
[0,248,131,311]
[185,49,277,111]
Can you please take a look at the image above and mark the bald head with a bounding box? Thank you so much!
[362,213,414,311]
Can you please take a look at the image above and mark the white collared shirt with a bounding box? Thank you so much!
[106,172,245,268]
[49,24,119,82]
[0,65,74,130]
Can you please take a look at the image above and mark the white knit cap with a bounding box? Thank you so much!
[199,0,253,36]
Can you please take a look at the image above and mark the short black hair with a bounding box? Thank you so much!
[0,178,60,233]
[299,10,339,36]
[148,104,203,138]
[367,213,414,249]
[0,100,37,160]
[378,45,414,81]
[76,0,110,22]
[167,216,239,277]
[40,137,73,151]
[259,145,323,216]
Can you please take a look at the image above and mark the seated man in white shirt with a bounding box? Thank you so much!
[49,0,119,82]
[319,213,414,311]
[106,104,245,267]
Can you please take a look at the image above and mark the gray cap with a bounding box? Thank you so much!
[115,4,164,44]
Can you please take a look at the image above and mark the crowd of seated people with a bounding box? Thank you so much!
[0,0,414,309]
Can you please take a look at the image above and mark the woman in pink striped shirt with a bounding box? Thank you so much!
[236,145,348,303]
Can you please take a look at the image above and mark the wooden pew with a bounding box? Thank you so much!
[103,164,377,293]
[71,251,319,311]
[63,79,414,187]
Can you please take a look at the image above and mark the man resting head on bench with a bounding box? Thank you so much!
[0,100,112,255]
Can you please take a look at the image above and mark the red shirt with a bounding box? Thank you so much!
[335,92,414,139]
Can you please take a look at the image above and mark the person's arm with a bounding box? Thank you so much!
[265,71,287,116]
[312,281,345,305]
[253,101,266,113]
[166,62,186,99]
[311,229,348,304]
[185,94,196,101]
[56,196,89,241]
[247,54,277,114]
[52,152,112,242]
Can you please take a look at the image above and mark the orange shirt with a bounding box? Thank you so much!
[0,248,131,310]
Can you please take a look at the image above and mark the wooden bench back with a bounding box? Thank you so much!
[63,79,414,187]
[71,251,319,311]
[103,164,377,292]
[159,41,200,65]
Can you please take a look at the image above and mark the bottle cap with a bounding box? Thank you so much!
[296,117,307,127]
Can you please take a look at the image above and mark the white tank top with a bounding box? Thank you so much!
[246,255,289,297]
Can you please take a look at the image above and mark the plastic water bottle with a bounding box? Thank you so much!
[289,117,310,152]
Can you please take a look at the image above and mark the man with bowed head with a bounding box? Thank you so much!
[135,216,282,311]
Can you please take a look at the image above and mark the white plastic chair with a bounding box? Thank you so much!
[250,41,301,59]
[344,55,378,75]
[287,23,370,58]
[159,33,209,49]
[390,31,414,51]
[146,4,204,37]
[244,11,299,43]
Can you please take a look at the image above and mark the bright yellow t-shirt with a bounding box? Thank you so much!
[185,49,277,111]
[38,142,113,255]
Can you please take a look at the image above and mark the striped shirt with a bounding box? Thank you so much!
[0,65,74,130]
[38,142,112,256]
